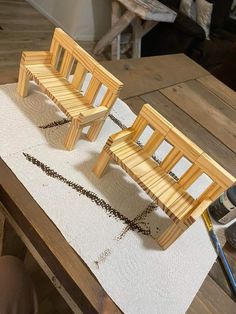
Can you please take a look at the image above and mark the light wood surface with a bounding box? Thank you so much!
[17,28,123,150]
[93,104,235,248]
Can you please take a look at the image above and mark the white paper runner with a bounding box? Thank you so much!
[0,82,226,314]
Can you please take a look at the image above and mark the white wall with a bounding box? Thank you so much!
[26,0,111,40]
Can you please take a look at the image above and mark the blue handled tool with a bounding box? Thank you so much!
[202,210,236,296]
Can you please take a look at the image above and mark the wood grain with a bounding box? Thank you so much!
[187,276,236,314]
[160,80,236,154]
[101,54,208,99]
[117,0,176,21]
[197,75,236,111]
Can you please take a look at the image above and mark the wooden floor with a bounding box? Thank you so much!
[0,0,235,313]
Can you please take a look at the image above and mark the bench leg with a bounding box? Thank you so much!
[17,64,30,97]
[93,148,111,177]
[87,120,105,142]
[64,119,82,150]
[157,222,187,250]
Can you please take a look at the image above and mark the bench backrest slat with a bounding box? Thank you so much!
[131,104,235,206]
[50,28,123,109]
[71,62,87,90]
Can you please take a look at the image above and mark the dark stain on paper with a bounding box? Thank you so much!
[23,152,151,236]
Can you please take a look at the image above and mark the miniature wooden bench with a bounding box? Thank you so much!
[17,28,123,150]
[93,104,235,249]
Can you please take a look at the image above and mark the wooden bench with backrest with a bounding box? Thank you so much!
[17,28,123,150]
[93,104,235,249]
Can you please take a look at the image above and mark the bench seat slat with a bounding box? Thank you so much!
[27,64,93,118]
[109,141,196,223]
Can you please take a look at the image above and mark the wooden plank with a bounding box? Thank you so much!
[0,158,121,314]
[101,54,209,99]
[93,10,136,55]
[187,275,236,314]
[209,252,236,299]
[131,17,142,58]
[198,75,236,111]
[160,80,236,154]
[111,0,122,60]
[117,0,176,21]
[126,94,236,177]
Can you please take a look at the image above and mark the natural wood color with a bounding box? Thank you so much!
[160,80,236,154]
[197,75,236,111]
[111,0,122,60]
[101,54,209,99]
[17,28,123,150]
[134,91,236,177]
[94,0,176,59]
[131,17,143,58]
[187,275,236,314]
[93,103,235,249]
[209,244,236,299]
[157,221,187,249]
[93,10,136,55]
[117,0,176,21]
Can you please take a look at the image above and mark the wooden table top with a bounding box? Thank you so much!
[1,53,235,313]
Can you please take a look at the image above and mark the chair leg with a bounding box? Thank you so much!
[87,119,105,142]
[17,64,30,97]
[64,119,82,150]
[92,148,111,177]
[157,222,187,249]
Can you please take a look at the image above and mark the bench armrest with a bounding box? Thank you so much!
[109,128,135,146]
[21,51,52,65]
[79,106,108,124]
[189,199,213,222]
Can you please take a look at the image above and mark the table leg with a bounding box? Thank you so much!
[132,19,159,58]
[131,17,143,58]
[111,1,122,60]
[93,10,136,55]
